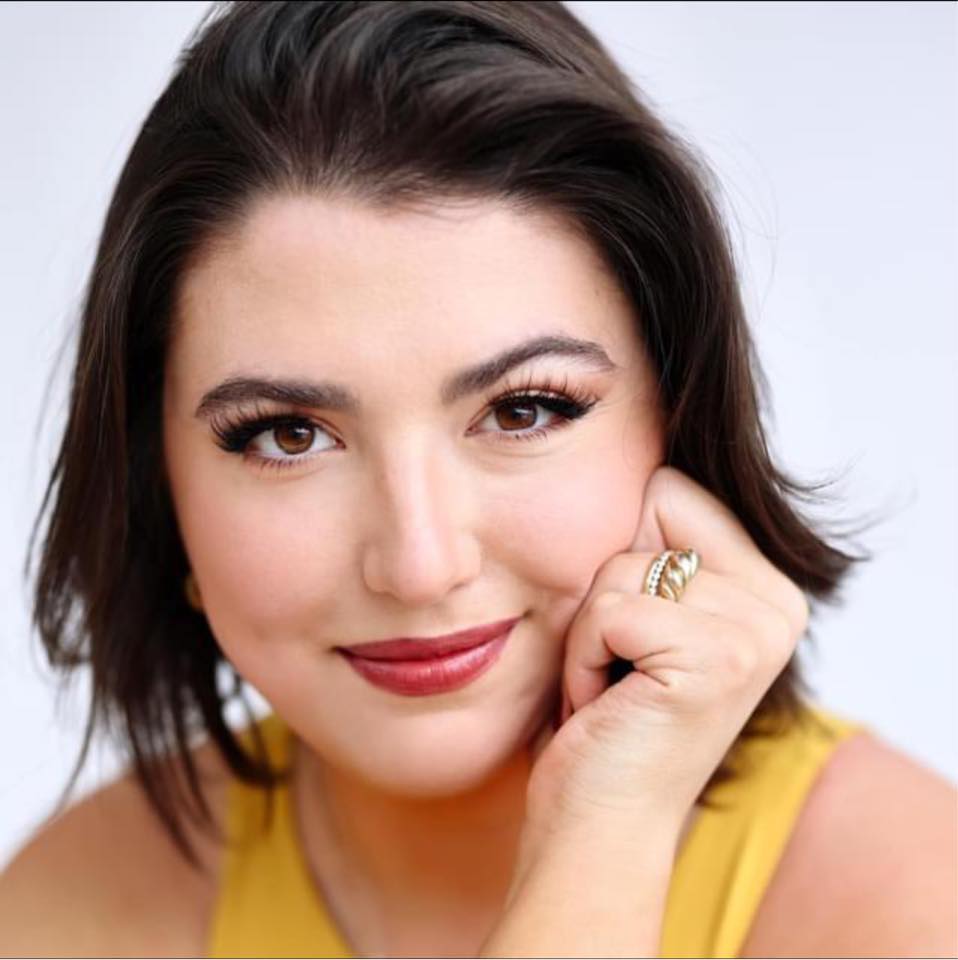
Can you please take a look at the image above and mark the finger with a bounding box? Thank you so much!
[563,570,794,714]
[562,590,718,713]
[592,551,799,654]
[631,466,809,637]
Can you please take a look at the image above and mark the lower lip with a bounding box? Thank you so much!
[338,625,515,696]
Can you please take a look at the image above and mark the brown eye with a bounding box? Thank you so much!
[493,400,540,432]
[273,423,315,455]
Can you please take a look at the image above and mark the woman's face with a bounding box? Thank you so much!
[163,193,665,796]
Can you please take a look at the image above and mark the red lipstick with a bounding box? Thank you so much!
[337,616,520,696]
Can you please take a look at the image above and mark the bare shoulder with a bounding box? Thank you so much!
[0,737,231,958]
[740,728,958,959]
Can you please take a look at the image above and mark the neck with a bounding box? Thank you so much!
[290,731,701,951]
[292,735,530,911]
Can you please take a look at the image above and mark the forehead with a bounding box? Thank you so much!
[170,192,644,385]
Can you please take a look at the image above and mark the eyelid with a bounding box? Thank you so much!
[208,407,338,455]
[210,372,599,471]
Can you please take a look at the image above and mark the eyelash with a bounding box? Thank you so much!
[209,373,600,473]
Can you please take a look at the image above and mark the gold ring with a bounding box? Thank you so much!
[644,548,700,602]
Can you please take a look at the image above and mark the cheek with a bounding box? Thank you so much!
[495,432,660,627]
[167,415,661,665]
[516,466,637,576]
[170,467,352,646]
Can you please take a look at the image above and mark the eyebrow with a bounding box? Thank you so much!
[194,333,619,419]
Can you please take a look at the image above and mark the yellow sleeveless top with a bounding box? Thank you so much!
[207,702,869,958]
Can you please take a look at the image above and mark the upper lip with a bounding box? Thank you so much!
[338,616,521,661]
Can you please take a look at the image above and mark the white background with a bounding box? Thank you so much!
[1,1,955,868]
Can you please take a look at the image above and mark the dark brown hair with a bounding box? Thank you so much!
[28,0,878,870]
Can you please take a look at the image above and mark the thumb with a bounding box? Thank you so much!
[528,682,567,765]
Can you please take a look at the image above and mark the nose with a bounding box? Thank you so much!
[361,440,480,607]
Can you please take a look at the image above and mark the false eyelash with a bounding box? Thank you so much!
[209,372,600,472]
[481,371,598,441]
[208,405,320,456]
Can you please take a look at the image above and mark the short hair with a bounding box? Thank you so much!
[28,0,877,870]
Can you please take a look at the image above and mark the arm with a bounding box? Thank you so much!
[739,732,958,959]
[478,819,677,959]
[0,757,224,958]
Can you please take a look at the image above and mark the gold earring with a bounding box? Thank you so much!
[184,571,204,611]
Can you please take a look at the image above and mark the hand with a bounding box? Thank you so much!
[519,465,809,861]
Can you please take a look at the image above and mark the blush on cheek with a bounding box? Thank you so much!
[181,484,351,634]
[489,449,657,648]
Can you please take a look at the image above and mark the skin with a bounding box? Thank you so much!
[0,189,958,957]
[162,192,685,953]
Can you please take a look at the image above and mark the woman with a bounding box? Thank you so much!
[1,2,954,957]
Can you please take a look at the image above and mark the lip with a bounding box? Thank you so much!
[337,617,520,696]
[338,616,522,661]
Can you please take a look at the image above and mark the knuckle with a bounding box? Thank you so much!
[763,602,793,649]
[743,601,793,671]
[589,589,629,616]
[765,607,795,668]
[717,623,759,682]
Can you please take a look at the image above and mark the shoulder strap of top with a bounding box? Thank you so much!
[206,713,355,959]
[660,702,871,958]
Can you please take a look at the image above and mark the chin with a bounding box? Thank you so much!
[363,753,510,799]
[320,708,537,799]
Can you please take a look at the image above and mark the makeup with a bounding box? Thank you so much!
[206,372,599,471]
[337,617,519,696]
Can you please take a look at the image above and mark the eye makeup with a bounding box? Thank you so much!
[208,371,600,472]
